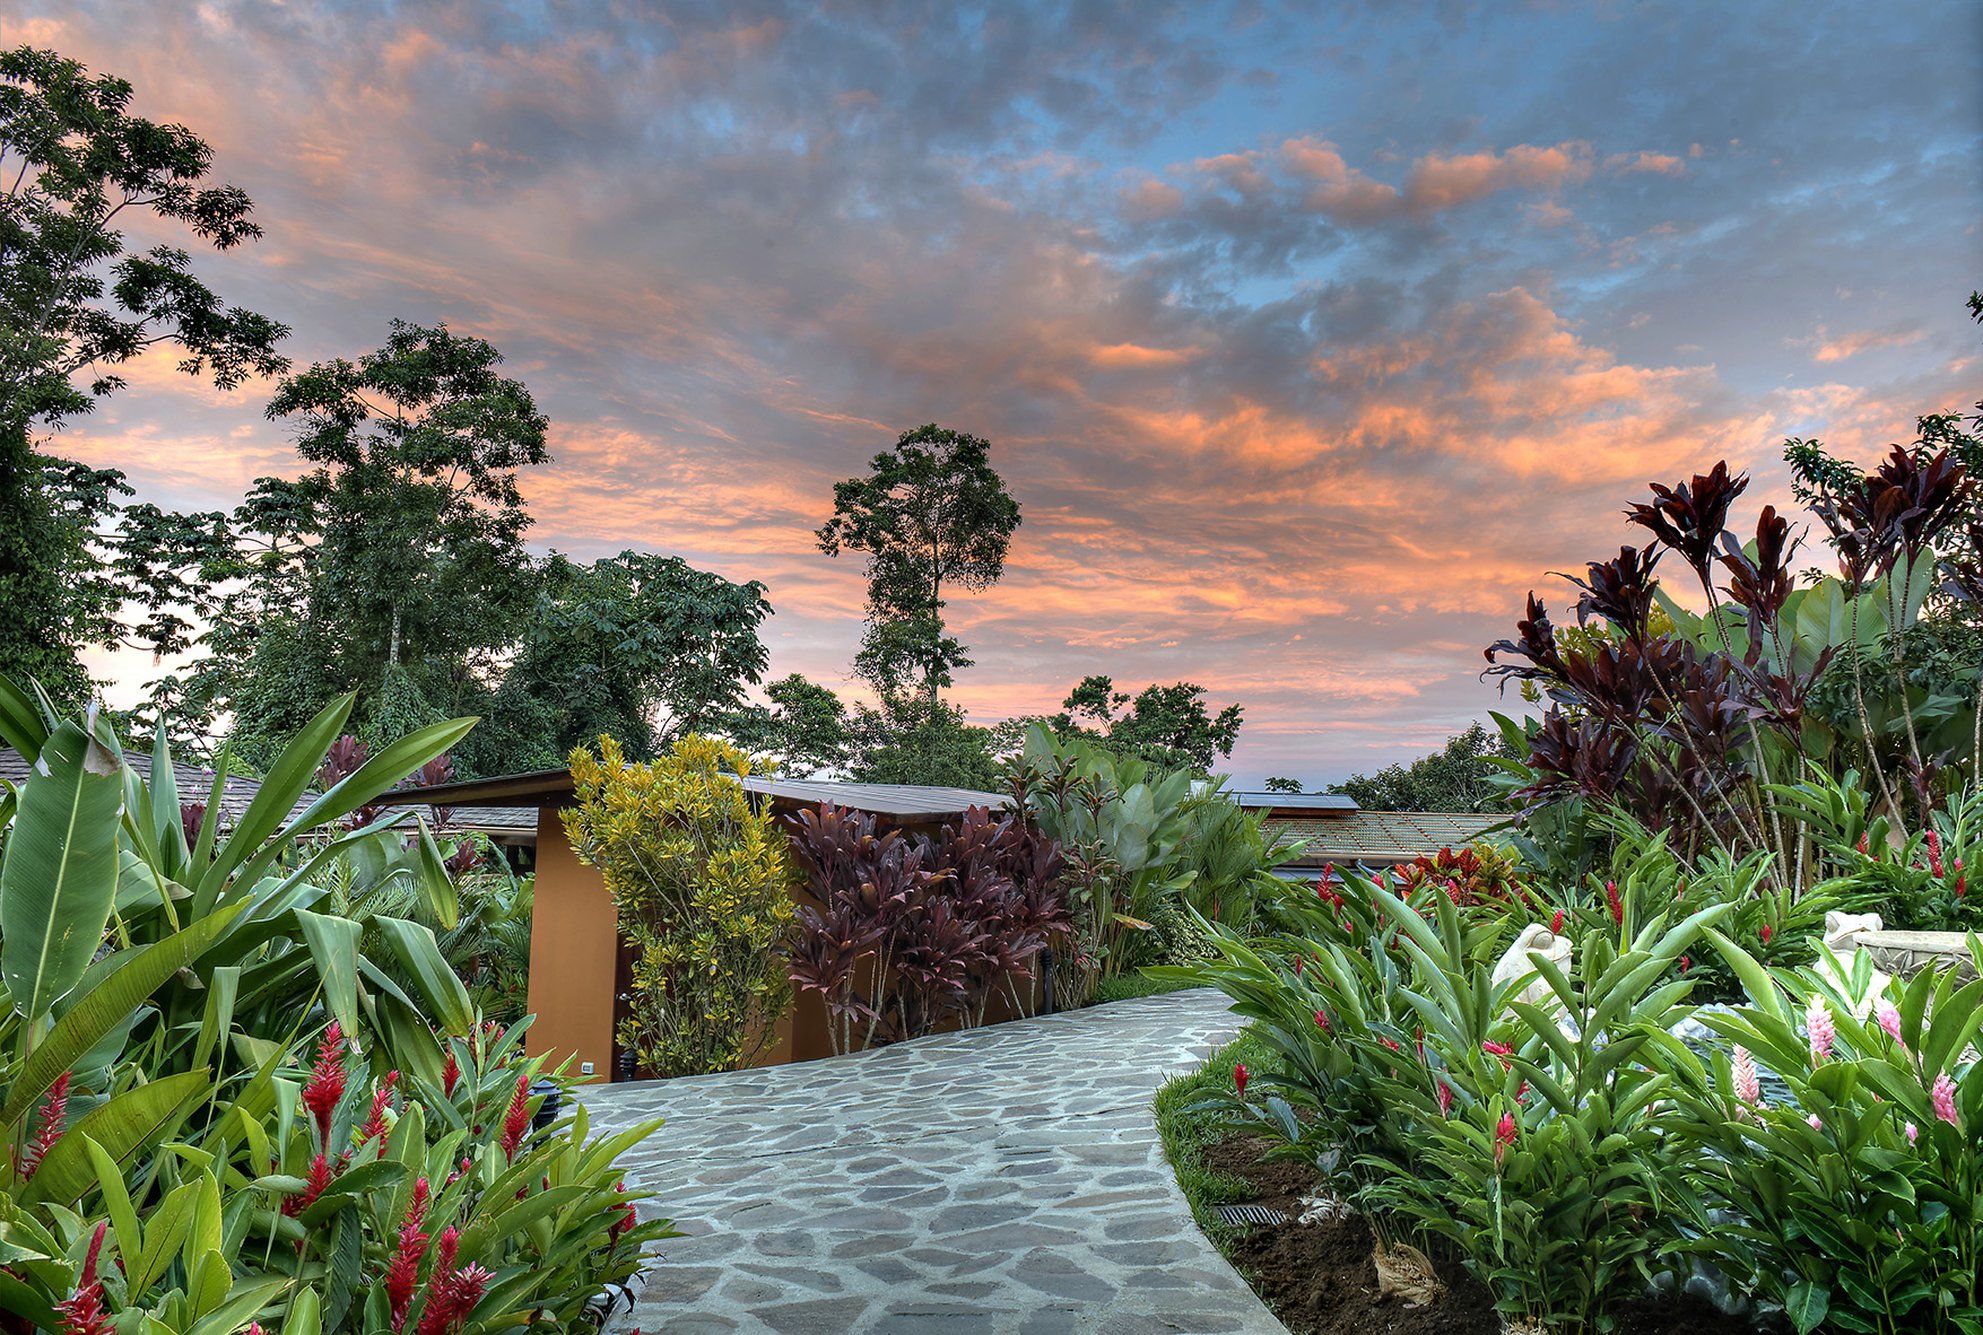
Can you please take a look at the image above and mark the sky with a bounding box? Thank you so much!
[9,0,1982,785]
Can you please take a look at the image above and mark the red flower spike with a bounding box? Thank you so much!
[303,1022,349,1147]
[1927,830,1945,877]
[56,1221,110,1335]
[1605,880,1624,925]
[22,1071,71,1179]
[1549,908,1565,935]
[441,1048,460,1098]
[500,1072,532,1161]
[283,1152,337,1217]
[1232,1063,1249,1099]
[359,1071,400,1147]
[1495,1111,1518,1165]
[1759,923,1773,946]
[387,1177,432,1331]
[610,1179,637,1245]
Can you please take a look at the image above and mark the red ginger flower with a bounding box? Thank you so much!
[1605,880,1624,925]
[359,1071,401,1147]
[303,1022,349,1146]
[284,1152,337,1217]
[1927,830,1945,877]
[56,1221,110,1335]
[387,1177,432,1331]
[500,1072,532,1161]
[1494,1111,1518,1164]
[1549,908,1564,935]
[22,1071,71,1179]
[441,1048,460,1098]
[1232,1063,1248,1099]
[610,1179,637,1245]
[1759,923,1773,946]
[415,1227,489,1335]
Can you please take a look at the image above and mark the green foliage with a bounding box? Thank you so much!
[1013,723,1293,1000]
[721,673,854,777]
[0,46,287,700]
[1168,868,1730,1334]
[1331,721,1515,813]
[165,320,549,765]
[466,551,773,773]
[0,672,661,1331]
[1049,674,1244,773]
[563,734,795,1077]
[1261,776,1304,793]
[817,424,1022,705]
[847,693,1004,790]
[1662,936,1983,1334]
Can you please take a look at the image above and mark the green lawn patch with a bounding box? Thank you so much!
[1152,1025,1277,1242]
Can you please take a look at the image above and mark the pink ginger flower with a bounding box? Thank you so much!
[1807,1112,1823,1131]
[55,1221,110,1335]
[21,1071,71,1179]
[1807,997,1836,1062]
[441,1048,461,1098]
[1605,880,1624,925]
[1732,1046,1761,1107]
[1932,1073,1960,1127]
[1926,830,1945,877]
[414,1224,489,1335]
[500,1072,533,1161]
[386,1177,432,1331]
[1437,1082,1453,1117]
[303,1022,349,1146]
[1905,1121,1919,1145]
[1876,1000,1904,1044]
[1856,832,1870,856]
[1494,1111,1517,1165]
[1482,1040,1514,1069]
[1314,1010,1330,1032]
[1233,1063,1249,1099]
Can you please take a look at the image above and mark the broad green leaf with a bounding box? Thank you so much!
[0,902,247,1127]
[293,908,363,1041]
[1,718,126,1023]
[26,1069,212,1206]
[372,916,475,1035]
[1785,1279,1829,1334]
[195,693,355,912]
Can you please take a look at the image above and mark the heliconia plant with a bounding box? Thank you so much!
[0,673,671,1331]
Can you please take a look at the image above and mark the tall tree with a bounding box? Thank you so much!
[168,320,548,762]
[0,46,287,700]
[817,424,1022,708]
[721,673,854,777]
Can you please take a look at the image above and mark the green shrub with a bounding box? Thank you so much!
[1659,935,1983,1334]
[563,734,794,1076]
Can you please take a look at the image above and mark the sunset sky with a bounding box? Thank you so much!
[12,1,1982,784]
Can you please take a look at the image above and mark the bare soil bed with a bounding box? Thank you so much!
[1199,1133,1779,1335]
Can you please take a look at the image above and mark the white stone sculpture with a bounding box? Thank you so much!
[1491,924,1572,1011]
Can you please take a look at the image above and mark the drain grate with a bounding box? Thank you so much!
[1215,1203,1289,1228]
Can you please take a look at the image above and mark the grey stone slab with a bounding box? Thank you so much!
[587,988,1286,1334]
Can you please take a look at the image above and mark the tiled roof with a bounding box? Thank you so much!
[392,768,1012,821]
[1267,810,1509,867]
[4,747,519,838]
[0,747,300,829]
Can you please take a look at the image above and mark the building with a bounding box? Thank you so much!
[1232,790,1508,876]
[392,767,1013,1082]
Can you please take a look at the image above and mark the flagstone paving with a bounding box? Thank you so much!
[580,987,1285,1334]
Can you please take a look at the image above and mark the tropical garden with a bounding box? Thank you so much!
[1159,294,1983,1335]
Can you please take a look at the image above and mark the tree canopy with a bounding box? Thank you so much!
[1050,674,1244,773]
[0,46,287,702]
[1329,721,1514,812]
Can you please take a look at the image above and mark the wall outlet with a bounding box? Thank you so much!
[580,1061,595,1076]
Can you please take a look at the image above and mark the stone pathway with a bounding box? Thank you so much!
[579,988,1285,1334]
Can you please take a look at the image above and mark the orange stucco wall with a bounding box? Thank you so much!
[523,804,619,1082]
